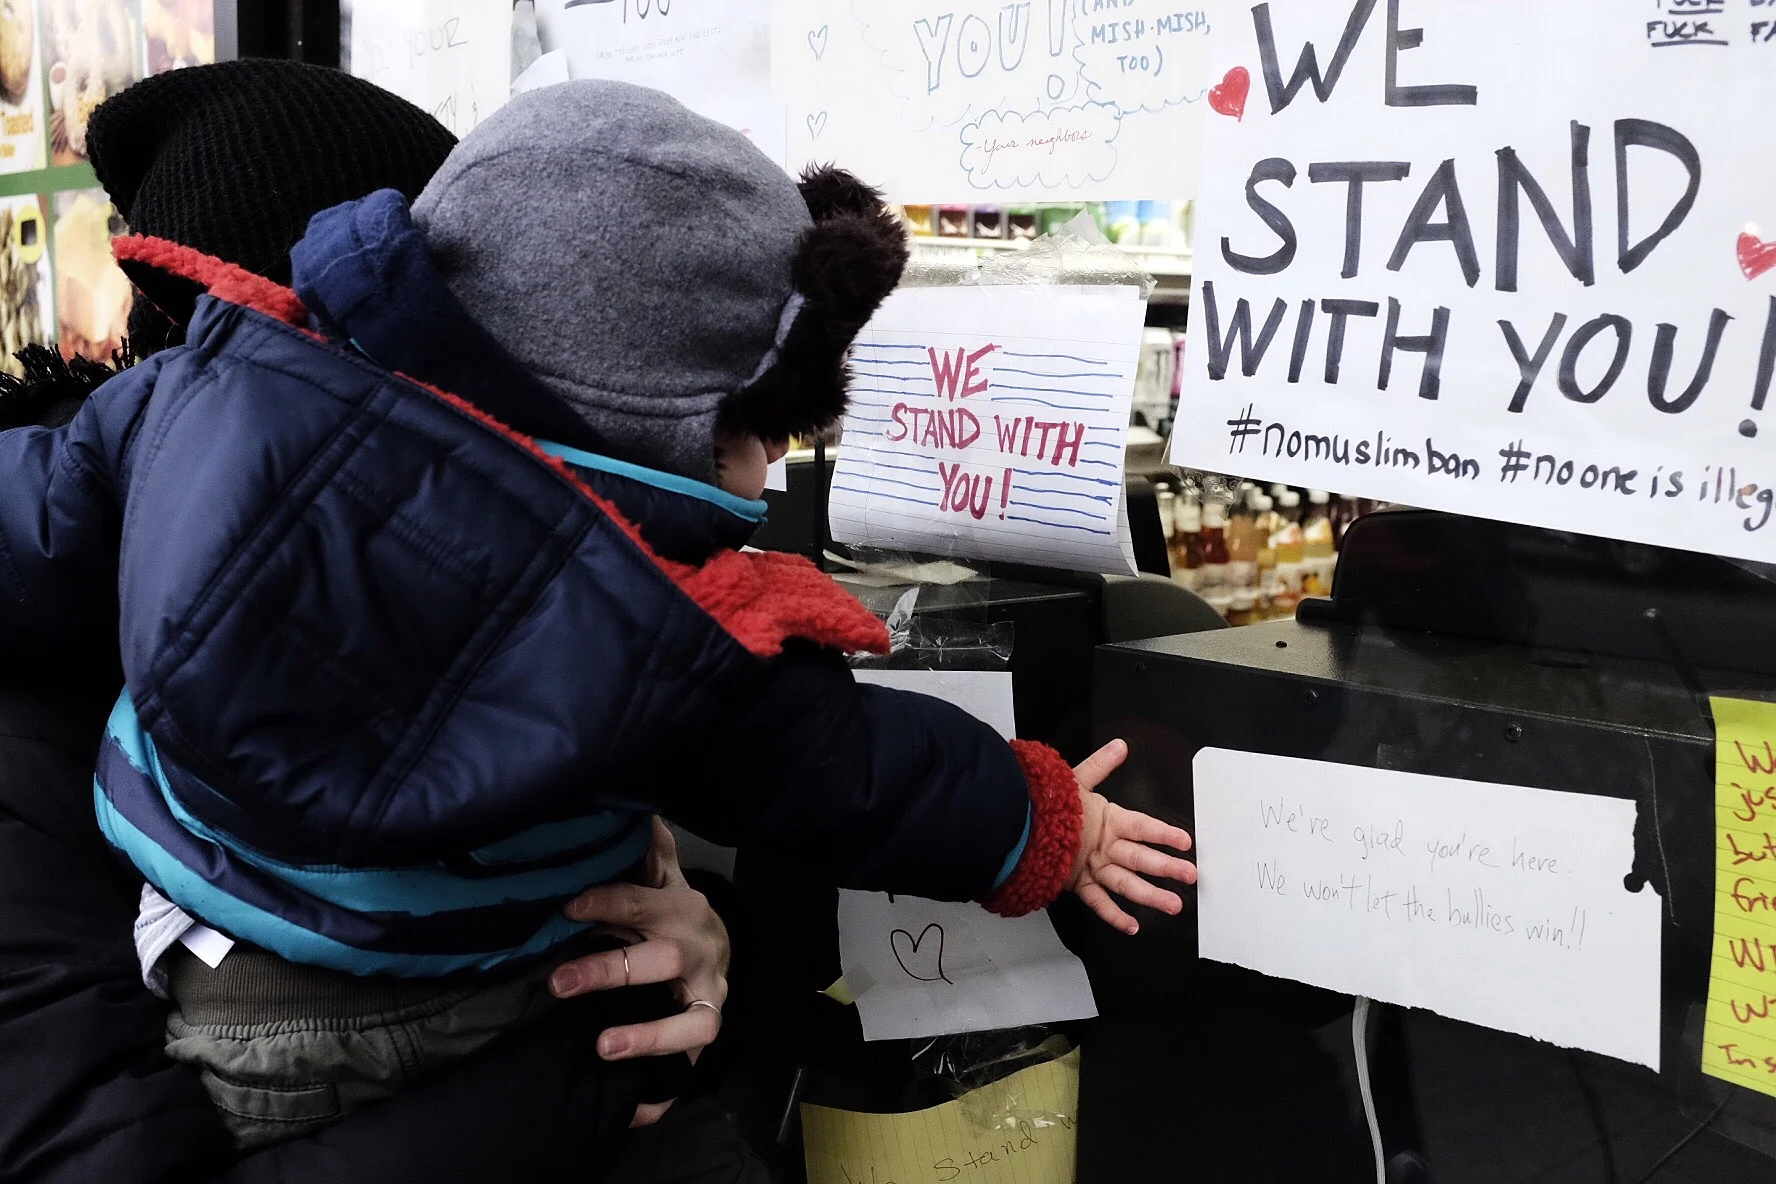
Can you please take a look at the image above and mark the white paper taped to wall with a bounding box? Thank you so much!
[532,0,787,165]
[841,668,1097,1041]
[1173,0,1776,563]
[345,0,513,137]
[829,285,1144,575]
[1193,748,1664,1069]
[771,0,1211,204]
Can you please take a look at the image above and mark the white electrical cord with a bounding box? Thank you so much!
[1353,996,1387,1184]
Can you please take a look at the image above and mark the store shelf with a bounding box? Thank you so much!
[906,234,1193,304]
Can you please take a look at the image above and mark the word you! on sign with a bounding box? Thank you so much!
[1173,0,1776,562]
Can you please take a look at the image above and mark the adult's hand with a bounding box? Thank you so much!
[549,820,730,1083]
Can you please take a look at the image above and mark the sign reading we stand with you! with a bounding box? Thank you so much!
[1173,0,1776,562]
[830,285,1144,574]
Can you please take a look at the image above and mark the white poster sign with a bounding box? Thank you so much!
[829,285,1143,575]
[533,0,786,165]
[346,0,513,137]
[1172,0,1776,563]
[771,0,1211,204]
[1193,748,1664,1069]
[840,669,1097,1041]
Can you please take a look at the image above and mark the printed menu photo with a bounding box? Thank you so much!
[53,187,129,363]
[0,193,52,375]
[0,0,44,173]
[42,0,140,165]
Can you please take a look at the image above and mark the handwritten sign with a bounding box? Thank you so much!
[533,0,786,165]
[1172,1,1776,564]
[837,890,1097,1043]
[1702,696,1776,1098]
[829,285,1142,575]
[771,0,1209,203]
[840,669,1096,1042]
[1194,748,1664,1069]
[345,0,512,137]
[803,1048,1079,1184]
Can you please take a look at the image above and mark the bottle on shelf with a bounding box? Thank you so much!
[1270,490,1304,618]
[1226,492,1260,592]
[1171,495,1204,590]
[1301,490,1335,599]
[1138,200,1174,247]
[1008,205,1039,240]
[1102,200,1140,243]
[971,205,1006,239]
[1252,492,1279,616]
[1198,500,1231,593]
[936,205,970,237]
[1226,590,1257,627]
[901,205,936,236]
[1037,203,1085,236]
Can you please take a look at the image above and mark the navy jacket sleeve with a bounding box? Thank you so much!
[0,677,651,1184]
[0,368,152,672]
[643,641,1044,904]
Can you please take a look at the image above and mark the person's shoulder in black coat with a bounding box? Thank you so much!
[0,354,655,1183]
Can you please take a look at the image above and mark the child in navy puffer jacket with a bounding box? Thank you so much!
[0,79,1195,1146]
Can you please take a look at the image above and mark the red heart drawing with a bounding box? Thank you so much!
[1740,230,1776,281]
[1209,66,1250,121]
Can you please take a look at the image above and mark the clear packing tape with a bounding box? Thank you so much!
[847,586,1013,673]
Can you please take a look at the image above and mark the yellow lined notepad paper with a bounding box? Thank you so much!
[802,1050,1079,1184]
[1704,696,1776,1097]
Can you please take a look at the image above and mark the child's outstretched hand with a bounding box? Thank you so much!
[1067,739,1197,935]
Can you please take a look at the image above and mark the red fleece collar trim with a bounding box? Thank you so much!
[111,236,309,327]
[983,740,1084,917]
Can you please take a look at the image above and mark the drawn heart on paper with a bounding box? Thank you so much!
[1208,66,1250,121]
[808,24,829,60]
[890,924,952,984]
[1739,227,1776,281]
[806,110,828,140]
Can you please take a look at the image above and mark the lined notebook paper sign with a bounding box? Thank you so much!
[830,285,1145,575]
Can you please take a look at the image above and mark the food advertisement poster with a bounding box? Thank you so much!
[53,187,127,362]
[42,0,140,165]
[0,0,44,174]
[0,192,51,374]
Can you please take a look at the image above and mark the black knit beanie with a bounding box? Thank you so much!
[86,59,458,352]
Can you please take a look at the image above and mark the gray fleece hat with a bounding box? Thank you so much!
[412,80,909,483]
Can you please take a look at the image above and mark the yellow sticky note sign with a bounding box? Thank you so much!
[1704,696,1776,1097]
[802,1050,1080,1184]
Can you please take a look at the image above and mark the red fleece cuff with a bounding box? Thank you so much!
[983,741,1084,918]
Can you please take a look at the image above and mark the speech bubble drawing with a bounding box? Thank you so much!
[1074,2,1213,115]
[854,0,1088,131]
[959,101,1121,192]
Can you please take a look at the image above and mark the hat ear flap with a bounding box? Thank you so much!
[718,168,908,442]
